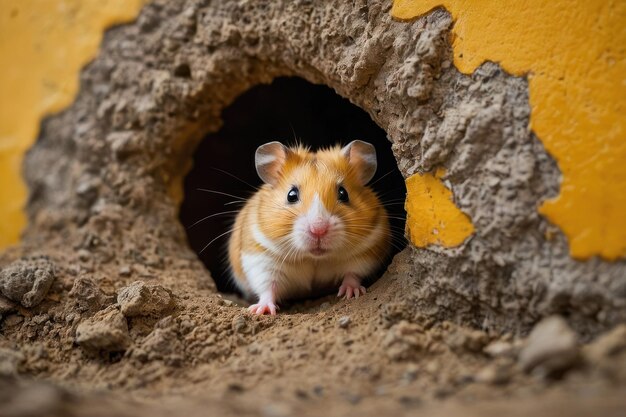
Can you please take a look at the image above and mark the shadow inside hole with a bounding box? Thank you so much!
[179,77,407,295]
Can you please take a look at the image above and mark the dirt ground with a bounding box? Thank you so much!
[1,248,625,416]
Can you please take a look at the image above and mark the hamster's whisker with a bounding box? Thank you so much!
[197,188,249,201]
[199,229,236,254]
[187,210,240,229]
[341,230,406,252]
[209,167,260,191]
[368,169,396,186]
[224,200,246,206]
[351,216,406,229]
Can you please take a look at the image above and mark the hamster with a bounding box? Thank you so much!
[228,140,390,315]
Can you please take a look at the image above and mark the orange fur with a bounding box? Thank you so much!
[228,143,390,300]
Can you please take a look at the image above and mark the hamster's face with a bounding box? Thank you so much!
[255,142,384,259]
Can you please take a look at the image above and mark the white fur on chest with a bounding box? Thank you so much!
[241,252,375,301]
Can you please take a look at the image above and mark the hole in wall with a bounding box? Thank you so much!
[179,77,407,295]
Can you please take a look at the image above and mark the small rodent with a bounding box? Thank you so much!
[228,140,390,315]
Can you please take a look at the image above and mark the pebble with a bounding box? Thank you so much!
[475,361,512,385]
[118,266,132,277]
[77,250,91,262]
[117,281,173,317]
[232,315,252,334]
[338,315,351,328]
[484,340,515,358]
[518,315,579,376]
[75,306,131,352]
[585,324,626,362]
[0,257,56,308]
[33,314,50,325]
[68,277,107,314]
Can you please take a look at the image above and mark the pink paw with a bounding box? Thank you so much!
[248,301,279,315]
[337,275,366,299]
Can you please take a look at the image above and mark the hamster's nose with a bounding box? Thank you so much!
[309,219,330,238]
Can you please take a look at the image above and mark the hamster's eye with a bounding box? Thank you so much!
[287,186,299,203]
[338,186,349,203]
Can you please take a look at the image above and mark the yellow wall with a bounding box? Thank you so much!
[394,0,626,260]
[405,168,475,248]
[0,0,145,249]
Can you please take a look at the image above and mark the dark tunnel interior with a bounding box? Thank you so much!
[179,77,407,296]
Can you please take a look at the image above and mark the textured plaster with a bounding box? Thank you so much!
[393,0,626,260]
[0,0,145,249]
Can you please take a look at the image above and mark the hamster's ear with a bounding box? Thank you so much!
[255,141,290,185]
[341,140,377,185]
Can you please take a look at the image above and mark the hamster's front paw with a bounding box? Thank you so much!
[337,273,366,299]
[248,300,279,315]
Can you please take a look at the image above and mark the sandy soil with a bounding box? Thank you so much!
[1,249,625,416]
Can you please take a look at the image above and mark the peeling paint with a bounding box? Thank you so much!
[0,0,145,249]
[405,168,475,248]
[393,0,626,260]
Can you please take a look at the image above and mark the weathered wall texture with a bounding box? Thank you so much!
[394,0,626,260]
[3,0,620,335]
[0,0,145,249]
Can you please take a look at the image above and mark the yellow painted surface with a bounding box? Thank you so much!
[393,0,626,260]
[0,0,145,249]
[405,168,475,248]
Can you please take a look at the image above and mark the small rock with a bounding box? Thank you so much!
[519,316,579,376]
[484,340,516,358]
[338,316,351,329]
[33,314,50,325]
[117,281,173,317]
[447,328,489,352]
[118,266,132,277]
[77,250,91,262]
[75,306,131,352]
[133,326,182,362]
[0,257,56,308]
[68,277,108,314]
[232,315,253,334]
[585,324,626,362]
[475,360,513,385]
[383,320,426,361]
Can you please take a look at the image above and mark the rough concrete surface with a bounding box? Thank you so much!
[1,0,625,416]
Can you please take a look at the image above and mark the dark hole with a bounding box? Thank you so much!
[179,77,407,295]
